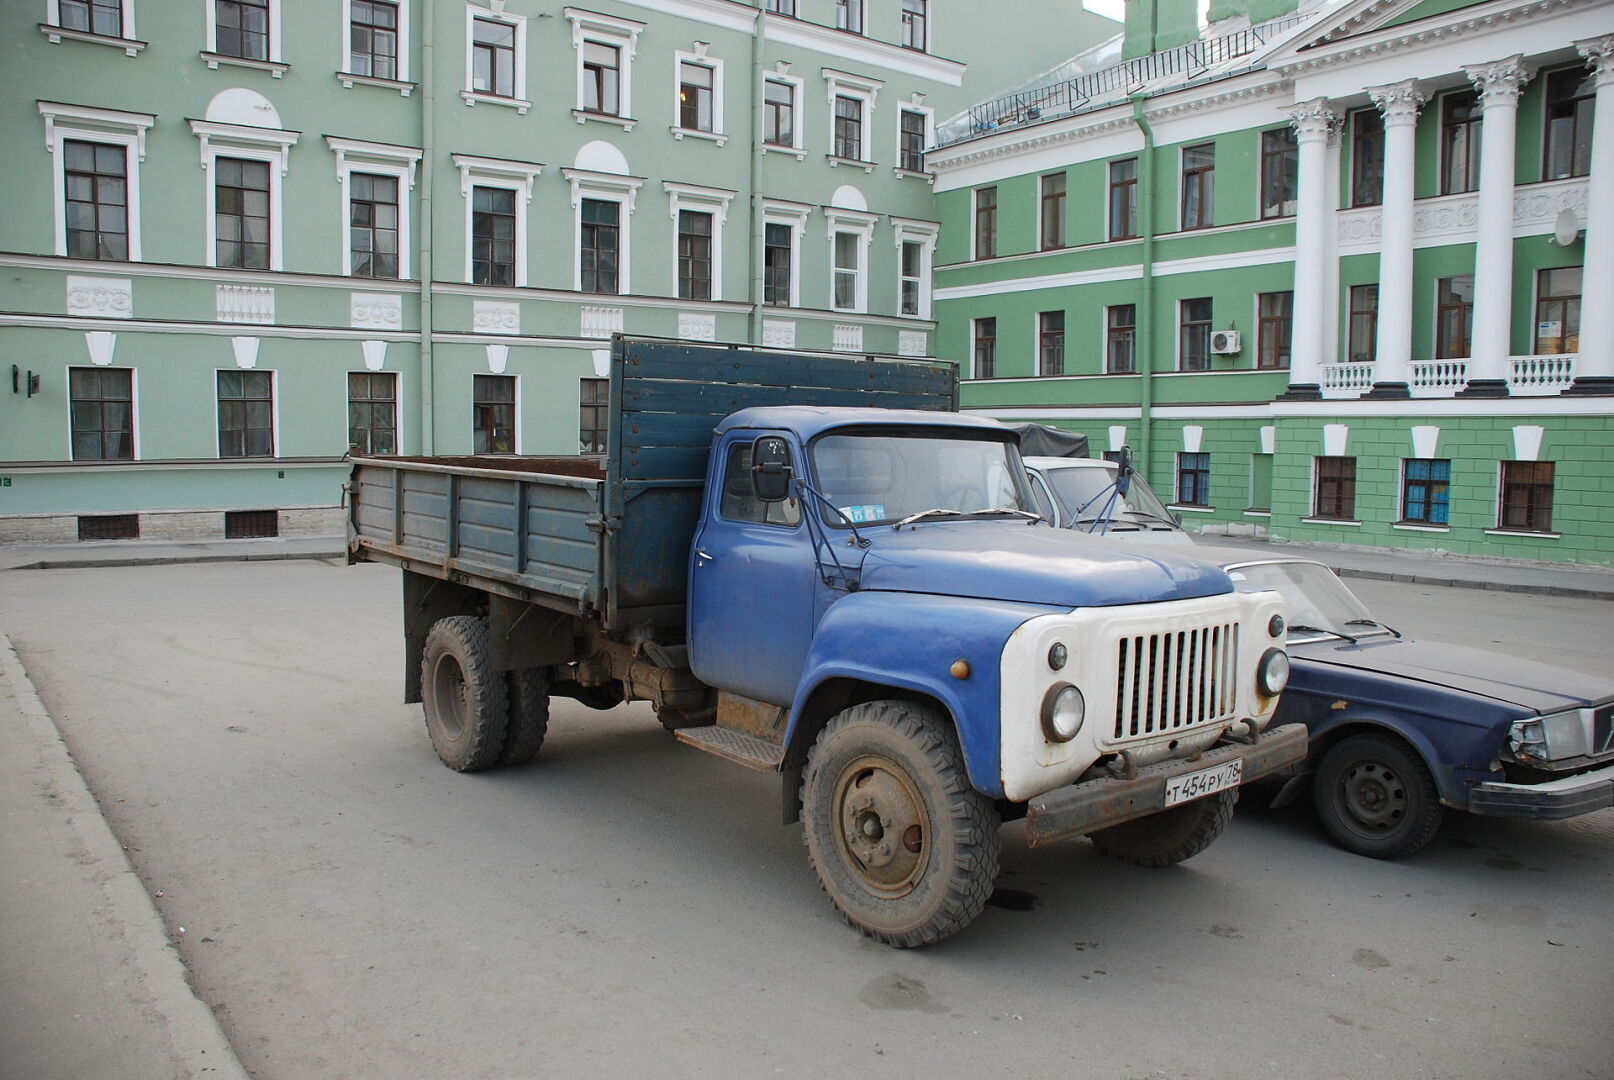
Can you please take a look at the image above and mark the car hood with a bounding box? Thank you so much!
[1293,636,1614,714]
[856,522,1232,608]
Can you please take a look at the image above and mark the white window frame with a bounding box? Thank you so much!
[190,119,299,271]
[900,0,930,52]
[761,198,810,309]
[462,4,528,113]
[891,218,937,320]
[671,44,725,144]
[563,168,645,294]
[834,0,864,35]
[204,0,285,73]
[823,68,883,169]
[452,154,543,288]
[345,368,401,455]
[214,366,279,459]
[39,101,153,261]
[665,182,736,302]
[762,66,806,159]
[44,0,141,50]
[825,207,876,314]
[565,7,644,129]
[340,0,412,87]
[65,365,141,461]
[327,137,421,279]
[895,99,934,177]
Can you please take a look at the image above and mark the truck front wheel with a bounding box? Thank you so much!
[1089,789,1238,867]
[801,701,1001,948]
[421,616,508,772]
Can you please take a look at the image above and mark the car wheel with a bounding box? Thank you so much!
[1313,733,1444,859]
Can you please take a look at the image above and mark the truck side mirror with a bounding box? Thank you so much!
[751,436,794,503]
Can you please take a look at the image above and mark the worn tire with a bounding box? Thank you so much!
[498,668,550,766]
[1090,788,1238,867]
[1314,733,1443,859]
[801,701,1001,948]
[420,616,508,772]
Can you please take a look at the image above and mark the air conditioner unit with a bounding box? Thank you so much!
[1210,330,1242,355]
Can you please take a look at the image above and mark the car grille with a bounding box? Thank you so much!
[1114,624,1240,740]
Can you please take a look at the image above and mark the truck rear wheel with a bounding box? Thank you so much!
[801,701,1000,948]
[421,616,508,772]
[498,668,550,767]
[1089,789,1238,867]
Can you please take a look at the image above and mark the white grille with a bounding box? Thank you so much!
[1113,624,1240,741]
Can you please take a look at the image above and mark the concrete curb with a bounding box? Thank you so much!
[0,637,251,1080]
[1328,566,1614,603]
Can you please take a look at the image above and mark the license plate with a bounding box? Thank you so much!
[1164,759,1243,807]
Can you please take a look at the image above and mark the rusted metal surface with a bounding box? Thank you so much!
[1022,723,1308,848]
[717,690,788,741]
[675,725,787,771]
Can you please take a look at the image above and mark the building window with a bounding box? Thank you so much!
[350,0,399,80]
[1106,304,1136,374]
[678,60,714,132]
[1544,67,1596,180]
[1257,291,1293,369]
[764,80,795,147]
[1260,127,1297,219]
[1176,452,1210,507]
[473,374,515,454]
[899,240,923,316]
[347,371,397,455]
[1402,458,1450,526]
[217,370,274,458]
[63,141,129,261]
[58,0,123,37]
[901,0,927,51]
[1351,109,1384,207]
[974,186,997,259]
[1040,172,1066,250]
[566,10,642,120]
[582,41,621,114]
[1348,283,1379,363]
[677,209,713,301]
[1314,456,1356,520]
[471,17,515,97]
[832,231,861,311]
[349,174,399,279]
[835,0,863,34]
[69,367,133,461]
[580,199,620,294]
[765,0,795,14]
[1180,144,1215,230]
[1179,298,1212,371]
[1038,311,1065,376]
[471,185,516,286]
[1440,91,1482,196]
[763,222,792,306]
[833,95,863,160]
[1534,267,1581,354]
[1499,461,1554,532]
[899,109,927,172]
[973,317,996,379]
[216,0,270,60]
[580,378,608,454]
[1109,158,1137,241]
[1435,275,1474,359]
[215,157,271,270]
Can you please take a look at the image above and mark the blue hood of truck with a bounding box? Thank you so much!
[855,522,1233,608]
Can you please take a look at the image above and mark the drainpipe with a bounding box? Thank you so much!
[419,0,436,453]
[748,5,766,345]
[1129,94,1156,478]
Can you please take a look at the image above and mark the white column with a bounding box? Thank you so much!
[1460,56,1531,397]
[1567,36,1614,394]
[1366,81,1425,397]
[1279,97,1340,399]
[1323,131,1343,373]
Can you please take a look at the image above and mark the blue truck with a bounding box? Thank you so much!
[348,338,1304,946]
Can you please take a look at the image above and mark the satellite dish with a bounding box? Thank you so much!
[1553,207,1580,247]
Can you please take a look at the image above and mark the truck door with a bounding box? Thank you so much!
[688,435,818,706]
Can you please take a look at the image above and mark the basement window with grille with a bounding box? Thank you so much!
[224,509,279,538]
[78,513,139,541]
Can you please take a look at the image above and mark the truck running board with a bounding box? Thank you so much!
[675,725,785,772]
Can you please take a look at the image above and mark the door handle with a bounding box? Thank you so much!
[694,548,713,563]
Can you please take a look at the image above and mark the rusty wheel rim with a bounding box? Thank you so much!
[832,754,928,897]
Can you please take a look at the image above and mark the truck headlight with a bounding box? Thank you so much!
[1508,711,1589,762]
[1256,648,1290,697]
[1041,684,1085,743]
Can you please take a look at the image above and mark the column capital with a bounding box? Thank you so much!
[1283,97,1342,143]
[1576,35,1614,89]
[1367,80,1425,126]
[1464,54,1532,106]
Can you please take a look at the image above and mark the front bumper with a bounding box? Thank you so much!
[1023,723,1307,847]
[1467,760,1614,820]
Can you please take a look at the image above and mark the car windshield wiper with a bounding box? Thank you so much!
[1345,617,1400,637]
[893,508,965,529]
[1287,623,1359,644]
[1123,510,1179,528]
[966,507,1045,523]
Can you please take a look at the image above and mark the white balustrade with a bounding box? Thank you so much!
[1321,362,1374,395]
[1509,354,1576,394]
[1410,359,1468,394]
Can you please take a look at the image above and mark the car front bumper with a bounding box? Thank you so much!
[1022,723,1307,847]
[1467,760,1614,820]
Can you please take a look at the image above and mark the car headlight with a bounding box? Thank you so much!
[1041,684,1085,743]
[1257,648,1290,697]
[1508,710,1589,762]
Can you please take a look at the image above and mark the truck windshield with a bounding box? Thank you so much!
[810,430,1033,526]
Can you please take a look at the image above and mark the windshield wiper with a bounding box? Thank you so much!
[967,507,1045,524]
[1288,623,1359,644]
[1345,617,1400,637]
[894,508,965,529]
[1124,510,1179,528]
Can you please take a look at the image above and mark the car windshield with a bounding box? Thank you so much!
[810,430,1033,527]
[1043,465,1176,529]
[1225,561,1390,642]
